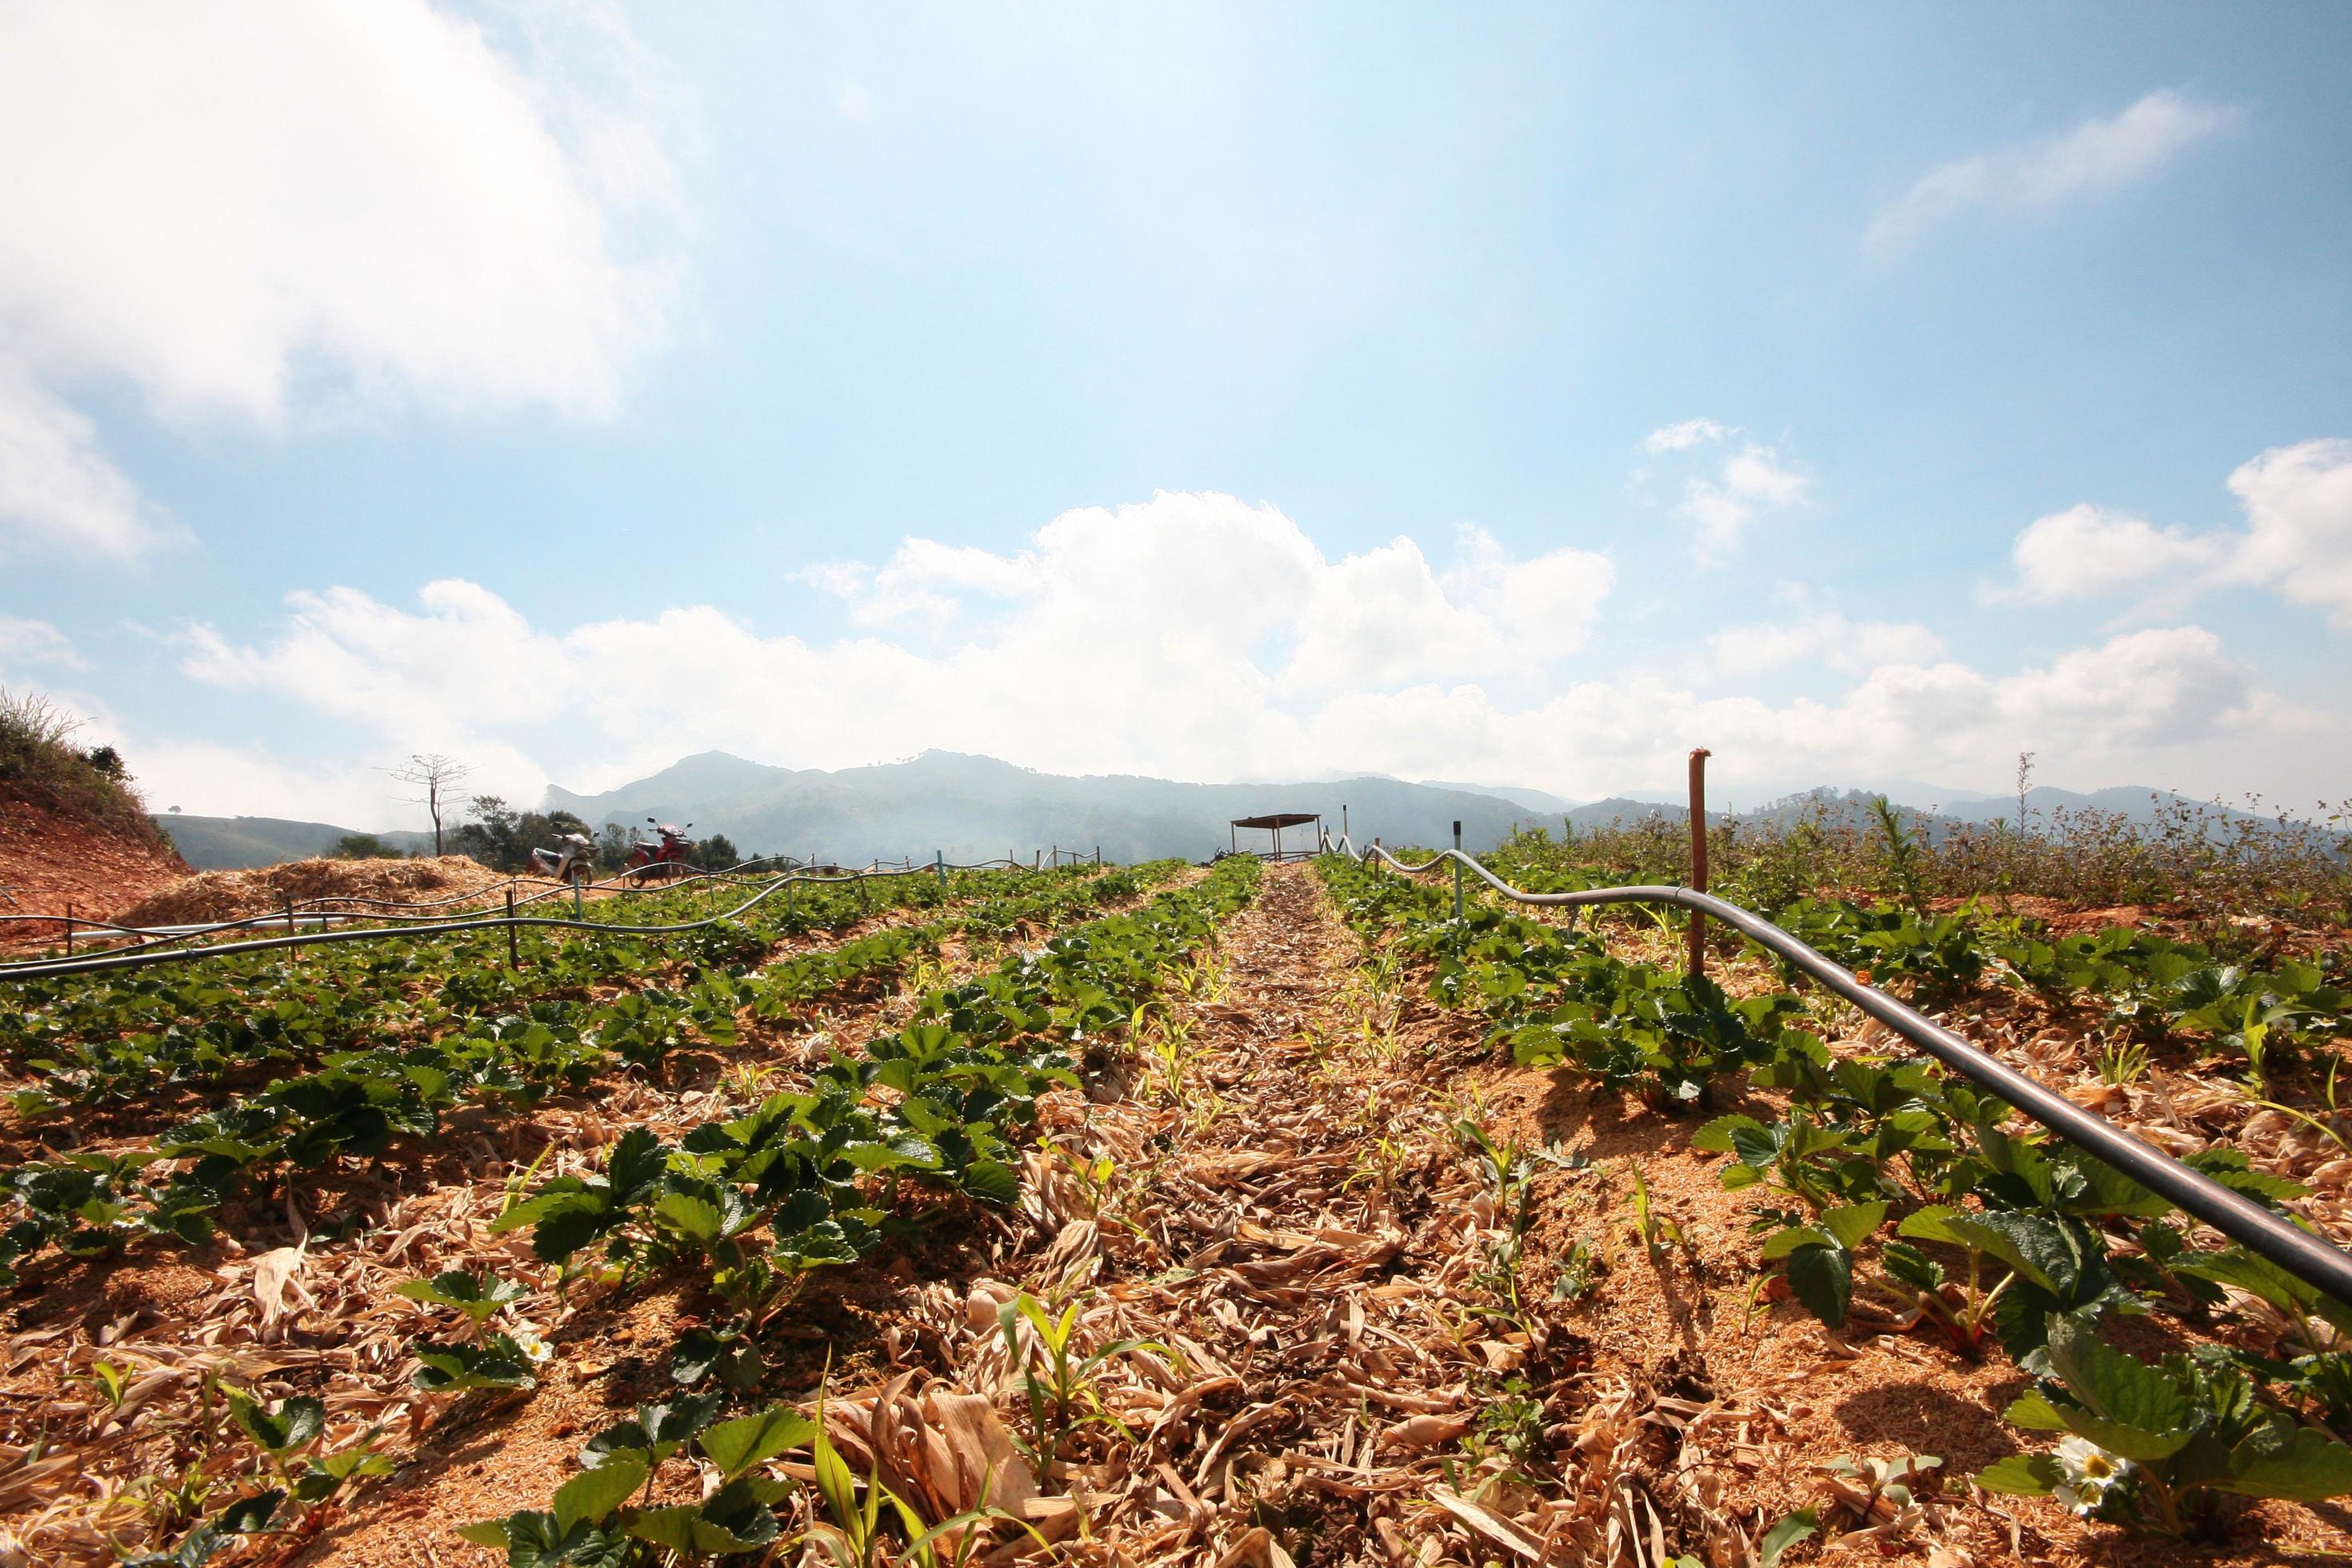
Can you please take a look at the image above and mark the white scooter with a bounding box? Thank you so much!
[530,832,599,885]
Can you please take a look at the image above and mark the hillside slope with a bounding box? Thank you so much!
[155,814,436,870]
[0,782,190,933]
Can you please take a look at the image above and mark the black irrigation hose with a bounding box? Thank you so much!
[0,861,1036,982]
[1338,838,2352,1311]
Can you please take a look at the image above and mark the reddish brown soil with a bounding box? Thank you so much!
[0,782,188,942]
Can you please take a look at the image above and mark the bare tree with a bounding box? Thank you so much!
[386,753,472,857]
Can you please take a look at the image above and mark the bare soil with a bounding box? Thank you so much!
[0,783,189,941]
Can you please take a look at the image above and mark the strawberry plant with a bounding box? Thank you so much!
[1979,1315,2352,1534]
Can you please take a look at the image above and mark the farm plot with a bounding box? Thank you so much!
[4,854,2350,1568]
[0,859,1184,1560]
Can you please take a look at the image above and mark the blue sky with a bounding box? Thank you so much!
[2,2,2348,827]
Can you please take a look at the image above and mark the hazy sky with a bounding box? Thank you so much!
[4,2,2349,827]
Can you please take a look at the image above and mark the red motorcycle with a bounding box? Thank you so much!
[624,818,694,882]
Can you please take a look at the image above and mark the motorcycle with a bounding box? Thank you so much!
[530,831,599,885]
[624,818,695,883]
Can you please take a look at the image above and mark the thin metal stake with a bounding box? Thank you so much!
[1452,821,1464,919]
[505,887,519,969]
[63,901,73,956]
[1688,747,1712,981]
[934,850,946,889]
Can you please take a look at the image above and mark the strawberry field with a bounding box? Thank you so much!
[2,847,2350,1568]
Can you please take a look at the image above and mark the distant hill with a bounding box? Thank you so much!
[155,760,2298,873]
[155,814,435,870]
[545,750,1549,862]
[1419,780,1584,815]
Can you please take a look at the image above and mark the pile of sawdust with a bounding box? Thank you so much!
[115,855,506,928]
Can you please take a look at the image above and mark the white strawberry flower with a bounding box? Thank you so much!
[510,1321,554,1364]
[2053,1434,2130,1515]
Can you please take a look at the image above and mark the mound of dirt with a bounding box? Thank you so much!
[0,783,190,940]
[116,855,507,928]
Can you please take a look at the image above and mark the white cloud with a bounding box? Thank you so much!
[132,738,418,828]
[1992,502,2227,605]
[1704,612,1946,676]
[1678,443,1810,566]
[0,615,86,697]
[157,490,2314,821]
[0,615,80,666]
[1868,90,2240,252]
[2222,439,2352,630]
[0,0,679,557]
[1643,418,1729,454]
[0,366,181,560]
[1985,440,2352,630]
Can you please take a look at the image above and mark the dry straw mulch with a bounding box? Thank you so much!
[6,865,2348,1567]
[115,856,509,928]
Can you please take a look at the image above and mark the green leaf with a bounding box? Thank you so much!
[1756,1509,1817,1568]
[1881,1242,1944,1294]
[2218,1423,2352,1501]
[1690,1114,1763,1155]
[1759,1225,1833,1262]
[2043,1318,2191,1462]
[454,1518,512,1548]
[226,1391,324,1455]
[1821,1201,1888,1251]
[698,1407,818,1482]
[1894,1203,1968,1248]
[2002,1388,2070,1431]
[1973,1453,2065,1496]
[396,1270,526,1322]
[554,1454,646,1529]
[960,1158,1019,1205]
[1785,1242,1852,1326]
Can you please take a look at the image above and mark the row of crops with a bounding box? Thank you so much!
[0,850,1266,1563]
[0,862,1162,1286]
[1314,854,2352,1536]
[139,854,1266,1564]
[1484,854,2351,1086]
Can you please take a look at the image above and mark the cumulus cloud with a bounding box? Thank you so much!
[1991,502,2227,605]
[1868,90,2239,252]
[2222,438,2352,630]
[0,0,679,558]
[1678,443,1810,566]
[1986,440,2352,629]
[1643,418,1729,454]
[158,489,2301,822]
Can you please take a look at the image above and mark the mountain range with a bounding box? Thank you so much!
[542,750,1547,864]
[147,750,2275,870]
